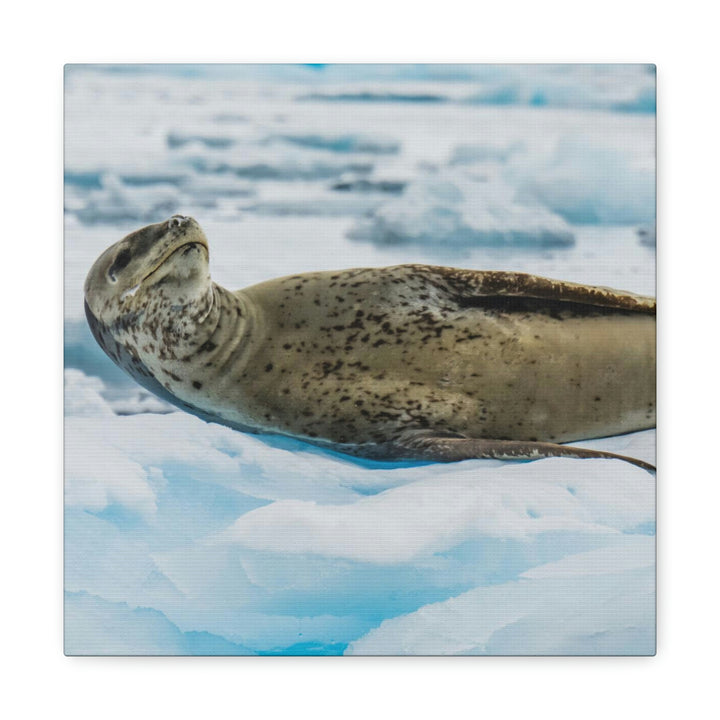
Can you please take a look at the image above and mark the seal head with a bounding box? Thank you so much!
[84,215,211,327]
[83,215,232,421]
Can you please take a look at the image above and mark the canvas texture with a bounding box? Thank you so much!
[64,64,656,656]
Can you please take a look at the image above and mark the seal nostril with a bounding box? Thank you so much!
[169,215,189,229]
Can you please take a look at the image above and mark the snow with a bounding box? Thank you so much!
[348,173,576,247]
[270,132,401,155]
[71,174,180,225]
[217,448,654,563]
[510,136,656,225]
[64,64,655,655]
[64,591,254,655]
[346,538,654,655]
[64,379,656,655]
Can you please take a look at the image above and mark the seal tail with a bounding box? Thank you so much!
[397,431,656,474]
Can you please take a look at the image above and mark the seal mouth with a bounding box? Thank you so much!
[141,239,209,284]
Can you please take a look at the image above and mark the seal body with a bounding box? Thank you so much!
[234,267,654,447]
[84,216,656,471]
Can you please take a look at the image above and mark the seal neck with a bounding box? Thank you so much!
[106,269,207,352]
[179,282,259,368]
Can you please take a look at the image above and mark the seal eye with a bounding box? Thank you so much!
[108,248,132,282]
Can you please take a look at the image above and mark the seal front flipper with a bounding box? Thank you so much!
[394,430,656,474]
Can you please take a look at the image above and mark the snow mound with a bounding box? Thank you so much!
[346,537,655,655]
[511,137,656,225]
[271,133,400,155]
[65,591,254,655]
[64,395,655,654]
[218,454,654,564]
[348,174,575,247]
[449,142,525,166]
[243,182,383,217]
[288,65,654,113]
[464,67,655,114]
[183,146,374,182]
[298,90,450,104]
[167,132,236,149]
[64,367,175,416]
[331,177,406,194]
[72,174,179,225]
[64,368,115,418]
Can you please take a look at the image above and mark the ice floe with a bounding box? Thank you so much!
[64,65,656,654]
[348,173,575,247]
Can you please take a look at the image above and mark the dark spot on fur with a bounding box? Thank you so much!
[192,381,202,389]
[265,363,274,372]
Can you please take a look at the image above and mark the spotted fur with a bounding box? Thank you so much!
[85,217,657,473]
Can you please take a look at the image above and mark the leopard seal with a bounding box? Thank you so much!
[84,215,656,472]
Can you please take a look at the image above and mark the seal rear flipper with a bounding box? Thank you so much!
[395,430,656,474]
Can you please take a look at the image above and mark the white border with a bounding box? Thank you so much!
[5,1,717,717]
